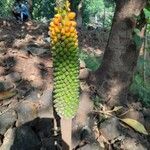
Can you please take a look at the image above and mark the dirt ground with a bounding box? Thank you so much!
[0,19,149,150]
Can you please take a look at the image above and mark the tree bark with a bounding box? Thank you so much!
[91,0,147,107]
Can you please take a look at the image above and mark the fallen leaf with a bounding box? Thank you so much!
[120,118,148,135]
[112,106,123,112]
[0,90,17,101]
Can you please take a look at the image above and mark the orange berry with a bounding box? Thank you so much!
[50,22,55,27]
[53,18,60,25]
[71,21,77,27]
[61,28,65,35]
[68,12,76,20]
[65,21,71,26]
[70,27,75,33]
[65,27,70,32]
[70,32,76,37]
[55,26,60,33]
[65,32,70,37]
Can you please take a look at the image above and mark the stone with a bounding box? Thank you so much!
[77,142,102,150]
[79,68,89,80]
[44,37,50,43]
[11,126,41,150]
[16,88,53,126]
[144,117,150,132]
[0,82,5,92]
[80,60,86,69]
[0,81,14,92]
[16,80,33,98]
[25,44,49,55]
[37,88,53,110]
[100,117,121,141]
[16,101,38,126]
[0,110,17,135]
[0,128,16,150]
[80,81,90,92]
[143,108,150,118]
[122,138,146,150]
[5,72,21,82]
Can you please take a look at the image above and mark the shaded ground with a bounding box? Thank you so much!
[0,19,149,150]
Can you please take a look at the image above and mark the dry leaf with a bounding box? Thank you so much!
[0,90,17,101]
[112,106,123,112]
[121,118,148,135]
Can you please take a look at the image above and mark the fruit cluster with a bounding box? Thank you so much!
[49,1,79,118]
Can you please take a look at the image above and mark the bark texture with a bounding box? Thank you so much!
[92,0,147,106]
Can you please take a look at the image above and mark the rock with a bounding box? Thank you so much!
[100,117,121,141]
[80,81,90,92]
[77,142,102,150]
[122,138,146,150]
[25,90,41,102]
[0,128,16,150]
[0,110,17,135]
[0,81,14,92]
[0,82,5,92]
[79,68,89,80]
[25,44,49,55]
[16,80,33,98]
[144,117,150,132]
[5,72,21,82]
[44,37,50,43]
[11,126,41,150]
[33,118,54,140]
[80,60,86,69]
[16,88,53,126]
[16,101,38,126]
[143,108,150,118]
[37,88,53,110]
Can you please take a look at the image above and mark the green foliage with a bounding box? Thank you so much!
[130,57,150,107]
[80,50,101,71]
[133,28,144,49]
[0,0,15,17]
[32,0,55,20]
[82,0,115,28]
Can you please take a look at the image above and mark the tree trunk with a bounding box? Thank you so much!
[91,0,147,107]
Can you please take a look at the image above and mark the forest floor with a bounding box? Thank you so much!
[0,19,149,150]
